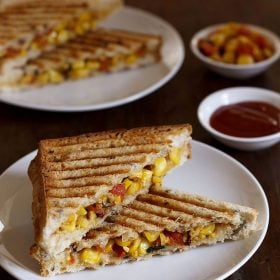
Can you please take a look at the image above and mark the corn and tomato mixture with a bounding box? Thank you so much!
[198,22,274,65]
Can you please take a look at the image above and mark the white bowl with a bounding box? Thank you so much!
[197,87,280,151]
[190,23,280,79]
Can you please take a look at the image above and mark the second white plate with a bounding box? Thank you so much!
[0,141,268,280]
[0,6,184,112]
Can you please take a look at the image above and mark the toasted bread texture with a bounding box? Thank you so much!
[29,124,192,256]
[32,187,258,276]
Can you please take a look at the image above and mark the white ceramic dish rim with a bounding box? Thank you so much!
[0,6,185,112]
[0,140,270,280]
[198,86,280,143]
[190,22,280,69]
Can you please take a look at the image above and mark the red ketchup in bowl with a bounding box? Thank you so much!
[210,101,280,137]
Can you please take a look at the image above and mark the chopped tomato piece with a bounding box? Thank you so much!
[112,244,126,258]
[198,40,217,56]
[99,58,111,71]
[164,231,185,245]
[5,47,21,58]
[110,183,126,198]
[236,43,253,55]
[69,255,75,264]
[33,35,47,48]
[237,26,252,37]
[86,203,106,217]
[254,35,271,49]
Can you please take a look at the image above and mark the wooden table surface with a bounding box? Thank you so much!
[0,0,279,279]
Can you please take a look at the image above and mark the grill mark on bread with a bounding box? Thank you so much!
[44,147,164,162]
[150,189,243,214]
[45,172,128,189]
[136,194,233,222]
[44,142,165,157]
[45,165,132,180]
[128,200,204,224]
[45,154,146,171]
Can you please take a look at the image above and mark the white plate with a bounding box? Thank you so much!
[0,7,184,112]
[0,141,269,280]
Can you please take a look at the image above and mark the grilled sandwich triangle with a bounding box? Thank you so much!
[31,187,258,276]
[28,125,192,257]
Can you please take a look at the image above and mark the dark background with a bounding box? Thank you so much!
[1,0,279,279]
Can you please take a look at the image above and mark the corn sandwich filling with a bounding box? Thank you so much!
[58,147,183,233]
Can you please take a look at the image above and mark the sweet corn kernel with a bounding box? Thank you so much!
[129,238,141,257]
[112,56,122,66]
[20,50,26,57]
[141,169,153,185]
[143,231,160,243]
[190,224,216,241]
[209,32,226,47]
[47,31,58,44]
[126,182,140,195]
[237,54,254,64]
[115,238,132,247]
[49,70,64,83]
[36,72,49,84]
[70,68,90,79]
[60,213,77,232]
[100,195,109,203]
[80,248,101,264]
[153,157,167,177]
[123,178,133,190]
[125,54,137,64]
[86,61,100,70]
[57,30,70,43]
[159,232,169,245]
[88,211,97,224]
[225,38,239,52]
[222,51,235,63]
[105,240,114,253]
[200,224,215,235]
[138,238,150,256]
[123,246,130,253]
[169,148,182,165]
[131,170,143,178]
[76,216,89,229]
[55,22,67,32]
[114,195,122,205]
[72,60,86,70]
[77,207,87,216]
[152,176,162,184]
[20,75,33,84]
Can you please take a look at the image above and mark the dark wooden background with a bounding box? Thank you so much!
[1,0,280,279]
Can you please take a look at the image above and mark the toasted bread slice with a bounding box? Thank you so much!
[0,0,123,83]
[31,188,258,276]
[1,28,162,91]
[28,124,192,256]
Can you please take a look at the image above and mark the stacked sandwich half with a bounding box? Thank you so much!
[28,124,258,276]
[0,0,162,91]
